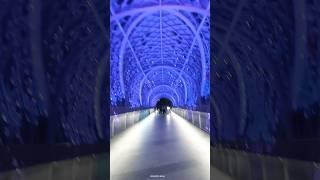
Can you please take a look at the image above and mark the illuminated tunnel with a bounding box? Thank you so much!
[109,1,211,179]
[0,0,320,179]
[110,0,210,110]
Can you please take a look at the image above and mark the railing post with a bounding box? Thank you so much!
[260,155,266,180]
[124,113,127,129]
[281,158,290,180]
[48,162,54,180]
[198,112,201,129]
[71,157,80,180]
[244,152,251,180]
[111,116,114,137]
[192,111,195,124]
[314,162,320,180]
[88,156,93,180]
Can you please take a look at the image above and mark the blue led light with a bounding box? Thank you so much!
[110,0,210,109]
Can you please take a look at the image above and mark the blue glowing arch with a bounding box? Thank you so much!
[139,66,188,105]
[113,6,209,97]
[111,5,210,22]
[110,0,210,108]
[150,93,178,107]
[146,85,181,106]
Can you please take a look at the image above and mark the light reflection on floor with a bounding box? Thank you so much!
[110,111,210,180]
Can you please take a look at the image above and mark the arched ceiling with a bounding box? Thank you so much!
[211,0,320,147]
[1,0,320,149]
[110,0,210,108]
[211,0,295,143]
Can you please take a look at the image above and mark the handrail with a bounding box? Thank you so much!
[172,108,210,133]
[0,153,107,180]
[110,108,155,137]
[0,144,106,172]
[211,147,320,180]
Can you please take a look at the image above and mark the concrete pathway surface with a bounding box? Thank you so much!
[111,111,215,180]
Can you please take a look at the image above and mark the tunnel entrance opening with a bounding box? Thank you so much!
[155,98,173,115]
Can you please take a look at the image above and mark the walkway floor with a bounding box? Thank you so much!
[110,111,211,180]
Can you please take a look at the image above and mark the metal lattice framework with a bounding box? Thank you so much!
[110,0,210,108]
[1,0,320,149]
